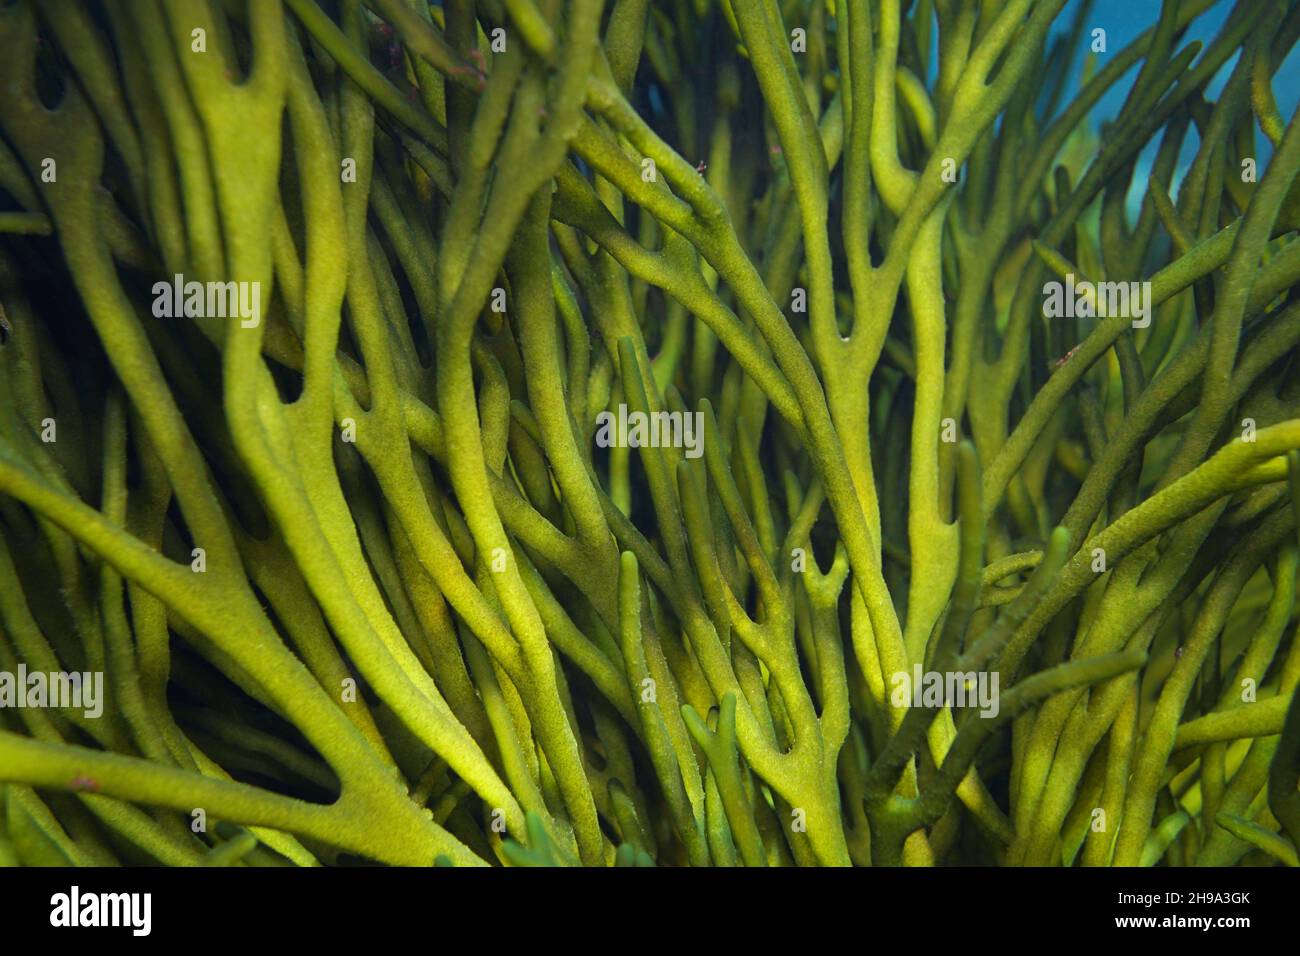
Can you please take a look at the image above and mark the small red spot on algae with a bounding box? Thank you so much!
[1053,344,1081,369]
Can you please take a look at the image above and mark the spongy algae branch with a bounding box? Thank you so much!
[0,0,1299,868]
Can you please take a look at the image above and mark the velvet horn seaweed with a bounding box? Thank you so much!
[1,0,1299,868]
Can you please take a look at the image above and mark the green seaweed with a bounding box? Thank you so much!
[0,0,1297,867]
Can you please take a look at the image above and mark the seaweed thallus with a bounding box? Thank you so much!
[1,0,1300,869]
